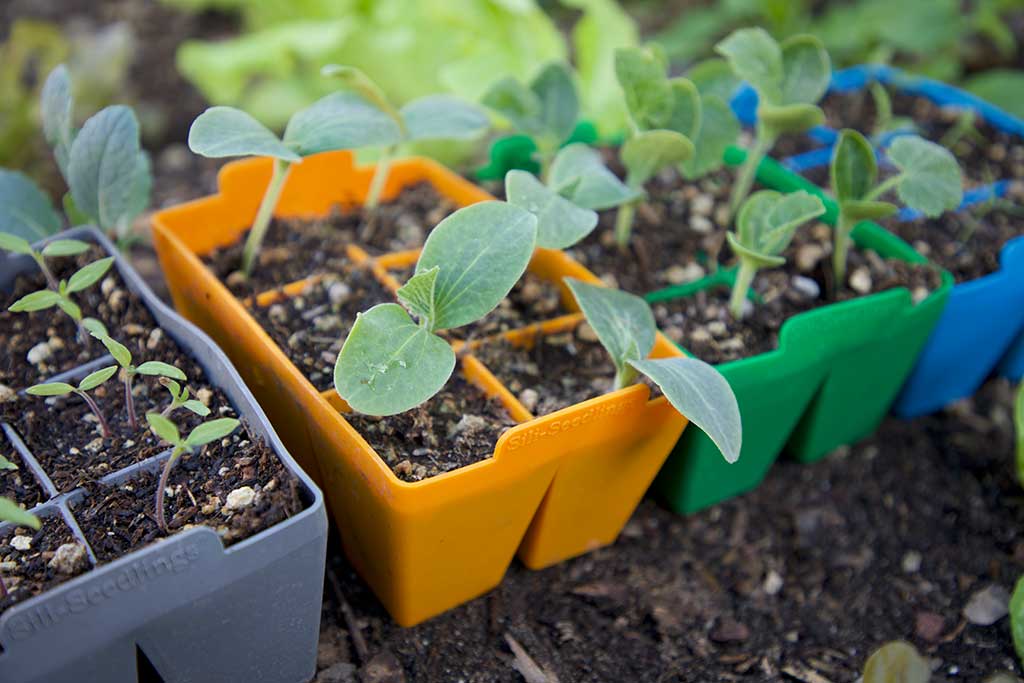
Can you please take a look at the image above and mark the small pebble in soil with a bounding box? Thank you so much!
[26,341,52,365]
[225,486,256,511]
[849,267,873,294]
[763,570,783,595]
[964,584,1010,626]
[9,535,31,552]
[0,384,13,402]
[902,550,923,573]
[48,542,88,575]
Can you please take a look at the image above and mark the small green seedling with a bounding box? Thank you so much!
[830,130,962,282]
[610,46,740,247]
[188,68,488,276]
[861,641,930,683]
[88,327,186,430]
[482,62,580,178]
[716,28,831,214]
[27,365,118,438]
[7,254,113,345]
[0,232,88,292]
[158,377,211,419]
[726,190,826,318]
[321,64,489,213]
[0,496,42,598]
[145,413,240,533]
[565,278,741,463]
[335,201,539,416]
[503,168,598,250]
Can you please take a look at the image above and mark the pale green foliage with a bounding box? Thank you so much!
[0,497,41,530]
[566,278,741,463]
[886,136,964,217]
[8,256,113,329]
[504,170,598,250]
[334,201,538,416]
[548,144,641,211]
[159,378,211,418]
[0,171,62,241]
[27,365,117,397]
[861,641,930,683]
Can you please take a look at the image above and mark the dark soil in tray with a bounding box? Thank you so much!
[251,269,395,392]
[0,442,47,510]
[885,182,1024,283]
[654,225,943,364]
[1,246,160,390]
[71,430,302,561]
[343,373,515,483]
[568,168,733,294]
[1,513,90,615]
[316,377,1022,683]
[471,324,617,417]
[202,183,455,297]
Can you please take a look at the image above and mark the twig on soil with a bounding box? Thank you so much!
[504,633,559,683]
[781,664,835,683]
[327,566,369,664]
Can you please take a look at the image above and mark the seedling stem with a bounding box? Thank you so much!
[242,157,291,277]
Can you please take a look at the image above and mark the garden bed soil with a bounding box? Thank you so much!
[885,182,1024,283]
[316,377,1023,683]
[0,513,90,615]
[343,373,515,483]
[0,439,48,509]
[70,431,301,562]
[470,324,618,417]
[655,225,942,364]
[568,169,733,294]
[201,182,455,297]
[250,269,395,392]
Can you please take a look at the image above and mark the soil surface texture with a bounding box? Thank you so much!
[0,512,90,615]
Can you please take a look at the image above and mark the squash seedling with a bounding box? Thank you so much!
[158,378,211,419]
[726,190,826,318]
[482,62,581,179]
[320,64,489,215]
[0,497,41,599]
[87,327,187,430]
[334,201,538,416]
[188,68,488,276]
[27,365,118,439]
[145,413,240,533]
[716,28,831,214]
[829,130,962,282]
[565,278,741,464]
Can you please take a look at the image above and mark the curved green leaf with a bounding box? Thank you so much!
[549,144,642,210]
[9,289,61,312]
[400,95,489,142]
[681,95,740,179]
[566,278,655,373]
[530,62,579,143]
[0,232,33,256]
[26,382,75,397]
[146,412,181,446]
[832,129,877,202]
[136,361,187,380]
[0,455,18,471]
[416,202,537,331]
[506,170,597,250]
[78,365,118,391]
[0,497,41,530]
[622,130,694,188]
[67,257,114,294]
[183,400,211,417]
[284,92,403,156]
[888,136,963,217]
[0,171,62,241]
[481,76,543,139]
[615,46,673,130]
[41,239,90,258]
[665,78,702,140]
[41,64,74,177]
[726,232,787,269]
[716,28,782,104]
[334,303,456,416]
[736,190,825,258]
[629,356,741,464]
[97,334,132,368]
[185,418,240,448]
[188,106,300,161]
[759,102,824,134]
[779,34,831,106]
[688,58,739,102]
[82,317,108,338]
[321,64,402,126]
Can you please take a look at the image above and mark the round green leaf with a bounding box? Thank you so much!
[0,497,41,530]
[41,239,90,258]
[185,418,240,448]
[687,58,740,102]
[629,356,742,464]
[283,92,403,156]
[26,382,75,397]
[135,361,187,380]
[736,190,825,258]
[67,256,114,294]
[416,201,538,331]
[888,136,963,217]
[779,34,831,106]
[716,28,783,104]
[622,129,695,188]
[0,170,63,242]
[565,278,656,372]
[481,77,543,140]
[189,106,300,162]
[334,303,456,416]
[832,129,877,203]
[615,46,673,130]
[400,95,489,142]
[146,412,181,446]
[505,170,598,250]
[9,289,62,312]
[78,365,118,391]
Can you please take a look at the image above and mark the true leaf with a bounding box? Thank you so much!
[78,365,118,391]
[9,289,62,312]
[832,129,877,202]
[481,77,542,139]
[97,334,132,369]
[146,412,181,446]
[81,317,108,338]
[56,298,82,321]
[565,278,656,373]
[41,239,90,258]
[283,92,403,156]
[505,170,598,250]
[530,62,579,144]
[321,64,402,125]
[615,46,673,130]
[26,382,75,397]
[681,95,740,179]
[415,202,537,331]
[716,28,783,104]
[735,190,826,259]
[396,266,439,325]
[41,64,74,177]
[664,78,702,140]
[334,303,456,416]
[188,106,301,161]
[136,361,187,380]
[185,418,240,448]
[0,171,63,241]
[400,95,489,142]
[183,400,211,417]
[887,136,963,217]
[66,256,114,293]
[778,34,831,106]
[0,498,41,530]
[549,144,642,210]
[621,130,695,188]
[629,356,742,463]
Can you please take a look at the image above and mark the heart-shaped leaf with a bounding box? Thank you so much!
[832,129,877,203]
[416,201,537,331]
[681,95,740,179]
[506,170,598,250]
[779,34,831,105]
[189,106,300,161]
[284,92,403,156]
[334,303,457,416]
[622,129,695,188]
[716,27,783,104]
[735,190,825,259]
[0,171,62,241]
[550,144,642,210]
[566,278,656,374]
[888,136,963,217]
[629,356,742,464]
[615,46,674,130]
[400,95,489,142]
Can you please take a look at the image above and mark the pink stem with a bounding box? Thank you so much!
[155,447,183,533]
[78,391,111,439]
[123,374,137,430]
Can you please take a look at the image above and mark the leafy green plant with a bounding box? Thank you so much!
[504,168,598,250]
[726,190,826,318]
[145,413,240,533]
[482,62,581,178]
[334,201,538,416]
[829,130,962,282]
[27,366,119,438]
[320,64,488,212]
[88,327,187,430]
[716,28,831,214]
[158,378,212,419]
[0,233,88,291]
[565,278,741,463]
[0,496,42,599]
[862,640,930,683]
